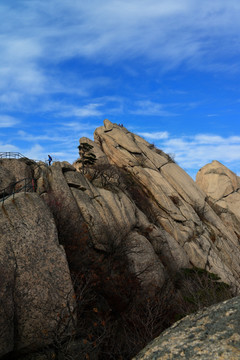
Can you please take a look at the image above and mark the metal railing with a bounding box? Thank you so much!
[0,152,55,165]
[0,152,26,159]
[0,178,36,204]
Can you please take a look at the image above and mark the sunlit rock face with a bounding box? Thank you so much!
[196,160,240,240]
[92,120,240,290]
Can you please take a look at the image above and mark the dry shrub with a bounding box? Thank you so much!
[85,163,125,189]
[174,267,232,315]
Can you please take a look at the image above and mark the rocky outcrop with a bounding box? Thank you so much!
[91,120,240,290]
[35,119,239,293]
[0,192,75,357]
[196,161,240,240]
[37,161,166,288]
[1,120,240,358]
[196,160,240,201]
[132,295,240,360]
[73,137,109,172]
[0,158,34,182]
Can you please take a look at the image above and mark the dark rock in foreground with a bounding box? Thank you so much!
[133,295,240,360]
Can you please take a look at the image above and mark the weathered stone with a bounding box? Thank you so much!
[64,169,166,288]
[103,118,114,131]
[196,160,239,200]
[161,162,206,208]
[0,192,75,357]
[132,295,240,360]
[196,161,240,256]
[78,137,108,165]
[92,120,240,290]
[70,177,138,250]
[126,231,165,289]
[58,161,76,172]
[0,158,34,182]
[0,166,16,194]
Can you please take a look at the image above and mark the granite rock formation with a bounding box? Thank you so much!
[1,120,240,359]
[34,120,240,291]
[196,160,240,239]
[132,295,240,360]
[87,120,240,290]
[0,192,75,357]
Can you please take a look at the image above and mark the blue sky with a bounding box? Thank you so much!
[1,0,240,178]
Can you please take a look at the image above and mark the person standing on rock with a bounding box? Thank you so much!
[48,155,52,166]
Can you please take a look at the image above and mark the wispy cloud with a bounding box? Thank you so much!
[58,103,103,118]
[1,1,240,176]
[13,121,100,163]
[138,131,169,140]
[131,101,177,116]
[1,0,240,105]
[155,133,240,177]
[60,121,101,131]
[0,142,19,152]
[0,115,20,128]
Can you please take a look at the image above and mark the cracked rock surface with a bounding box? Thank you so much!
[0,193,75,357]
[92,120,240,289]
[132,295,240,360]
[196,160,240,243]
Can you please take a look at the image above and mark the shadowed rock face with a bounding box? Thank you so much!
[0,193,75,357]
[132,295,240,360]
[0,166,16,195]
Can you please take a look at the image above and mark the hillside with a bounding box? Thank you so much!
[0,120,240,359]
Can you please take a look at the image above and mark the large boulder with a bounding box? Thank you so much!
[132,295,240,360]
[0,192,75,357]
[0,158,34,182]
[196,160,239,200]
[196,161,240,239]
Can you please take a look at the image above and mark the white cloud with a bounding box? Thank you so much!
[138,131,169,140]
[154,133,240,177]
[61,121,101,131]
[0,115,20,127]
[58,103,103,118]
[0,143,19,152]
[194,134,240,145]
[14,121,99,163]
[131,101,177,116]
[24,144,46,161]
[1,0,240,103]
